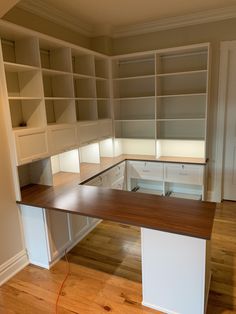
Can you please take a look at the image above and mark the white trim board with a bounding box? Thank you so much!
[0,250,29,286]
[16,1,236,38]
[214,40,236,202]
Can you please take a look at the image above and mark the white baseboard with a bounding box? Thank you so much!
[0,250,29,286]
[142,301,179,314]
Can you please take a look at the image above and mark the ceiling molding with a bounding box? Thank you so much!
[17,0,94,37]
[112,5,236,38]
[16,1,236,38]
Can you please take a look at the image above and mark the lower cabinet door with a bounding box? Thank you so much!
[14,128,48,165]
[45,209,72,262]
[111,176,125,190]
[69,214,89,241]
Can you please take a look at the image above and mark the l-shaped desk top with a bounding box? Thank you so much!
[18,154,216,240]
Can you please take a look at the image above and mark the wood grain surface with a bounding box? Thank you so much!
[19,183,215,239]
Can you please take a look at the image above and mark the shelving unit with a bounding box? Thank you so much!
[112,44,210,159]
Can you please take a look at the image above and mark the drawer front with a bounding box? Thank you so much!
[85,173,109,187]
[15,129,48,165]
[108,162,126,184]
[78,122,98,145]
[164,163,204,185]
[48,125,77,154]
[128,161,164,181]
[111,176,124,190]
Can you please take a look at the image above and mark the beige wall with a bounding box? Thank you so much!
[3,7,91,49]
[0,95,24,265]
[112,18,236,193]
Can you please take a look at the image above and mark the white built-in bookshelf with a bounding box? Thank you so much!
[112,44,210,159]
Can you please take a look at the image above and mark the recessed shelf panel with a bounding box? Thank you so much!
[115,120,155,139]
[114,98,155,120]
[96,79,109,98]
[45,99,76,124]
[40,47,72,72]
[95,57,108,78]
[43,74,74,98]
[97,99,111,119]
[113,54,155,78]
[9,99,46,129]
[157,71,207,96]
[114,77,155,98]
[75,99,98,121]
[157,49,208,74]
[72,54,95,76]
[156,94,206,119]
[156,120,206,140]
[74,78,96,98]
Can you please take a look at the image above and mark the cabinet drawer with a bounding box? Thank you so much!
[78,121,98,145]
[47,124,77,154]
[85,173,109,187]
[14,128,48,165]
[128,161,163,181]
[164,163,204,185]
[108,162,126,183]
[111,176,124,190]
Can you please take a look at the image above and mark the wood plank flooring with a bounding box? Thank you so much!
[0,201,236,313]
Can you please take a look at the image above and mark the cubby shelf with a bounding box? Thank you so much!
[4,62,39,72]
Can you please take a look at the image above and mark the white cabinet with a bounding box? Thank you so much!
[47,124,77,154]
[14,128,49,165]
[45,209,71,262]
[69,214,89,241]
[127,161,163,181]
[111,176,125,190]
[78,121,98,145]
[164,163,204,185]
[20,205,71,268]
[98,119,113,139]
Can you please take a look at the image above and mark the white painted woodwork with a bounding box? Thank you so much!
[47,124,77,154]
[141,228,210,314]
[79,142,100,164]
[222,43,236,200]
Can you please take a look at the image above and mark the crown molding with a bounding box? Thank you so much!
[112,5,236,38]
[16,1,236,39]
[17,0,94,37]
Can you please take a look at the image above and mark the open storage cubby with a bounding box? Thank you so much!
[130,178,163,196]
[1,37,40,67]
[40,46,72,73]
[74,78,96,98]
[156,48,208,74]
[114,97,155,120]
[43,73,74,98]
[75,99,98,121]
[79,142,100,164]
[51,149,80,176]
[5,69,43,98]
[115,120,155,139]
[95,57,108,78]
[45,99,76,124]
[156,119,205,140]
[97,99,111,119]
[72,53,95,77]
[18,158,53,188]
[164,182,202,200]
[114,77,155,98]
[96,79,109,98]
[10,99,46,129]
[113,54,155,78]
[156,94,206,119]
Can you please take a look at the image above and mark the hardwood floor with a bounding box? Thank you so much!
[0,201,236,313]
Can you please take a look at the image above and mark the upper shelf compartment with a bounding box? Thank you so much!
[1,37,41,67]
[72,52,95,77]
[156,47,208,74]
[40,46,72,73]
[113,54,155,79]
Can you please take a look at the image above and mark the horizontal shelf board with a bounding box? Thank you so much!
[44,97,75,100]
[115,119,155,122]
[137,188,163,196]
[114,96,155,100]
[156,118,206,121]
[8,96,43,100]
[113,74,155,81]
[4,62,39,72]
[156,69,207,77]
[42,68,72,76]
[157,137,205,140]
[168,192,202,201]
[73,73,107,81]
[157,93,207,98]
[75,97,109,100]
[115,136,156,140]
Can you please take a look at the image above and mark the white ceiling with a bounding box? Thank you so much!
[17,0,236,37]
